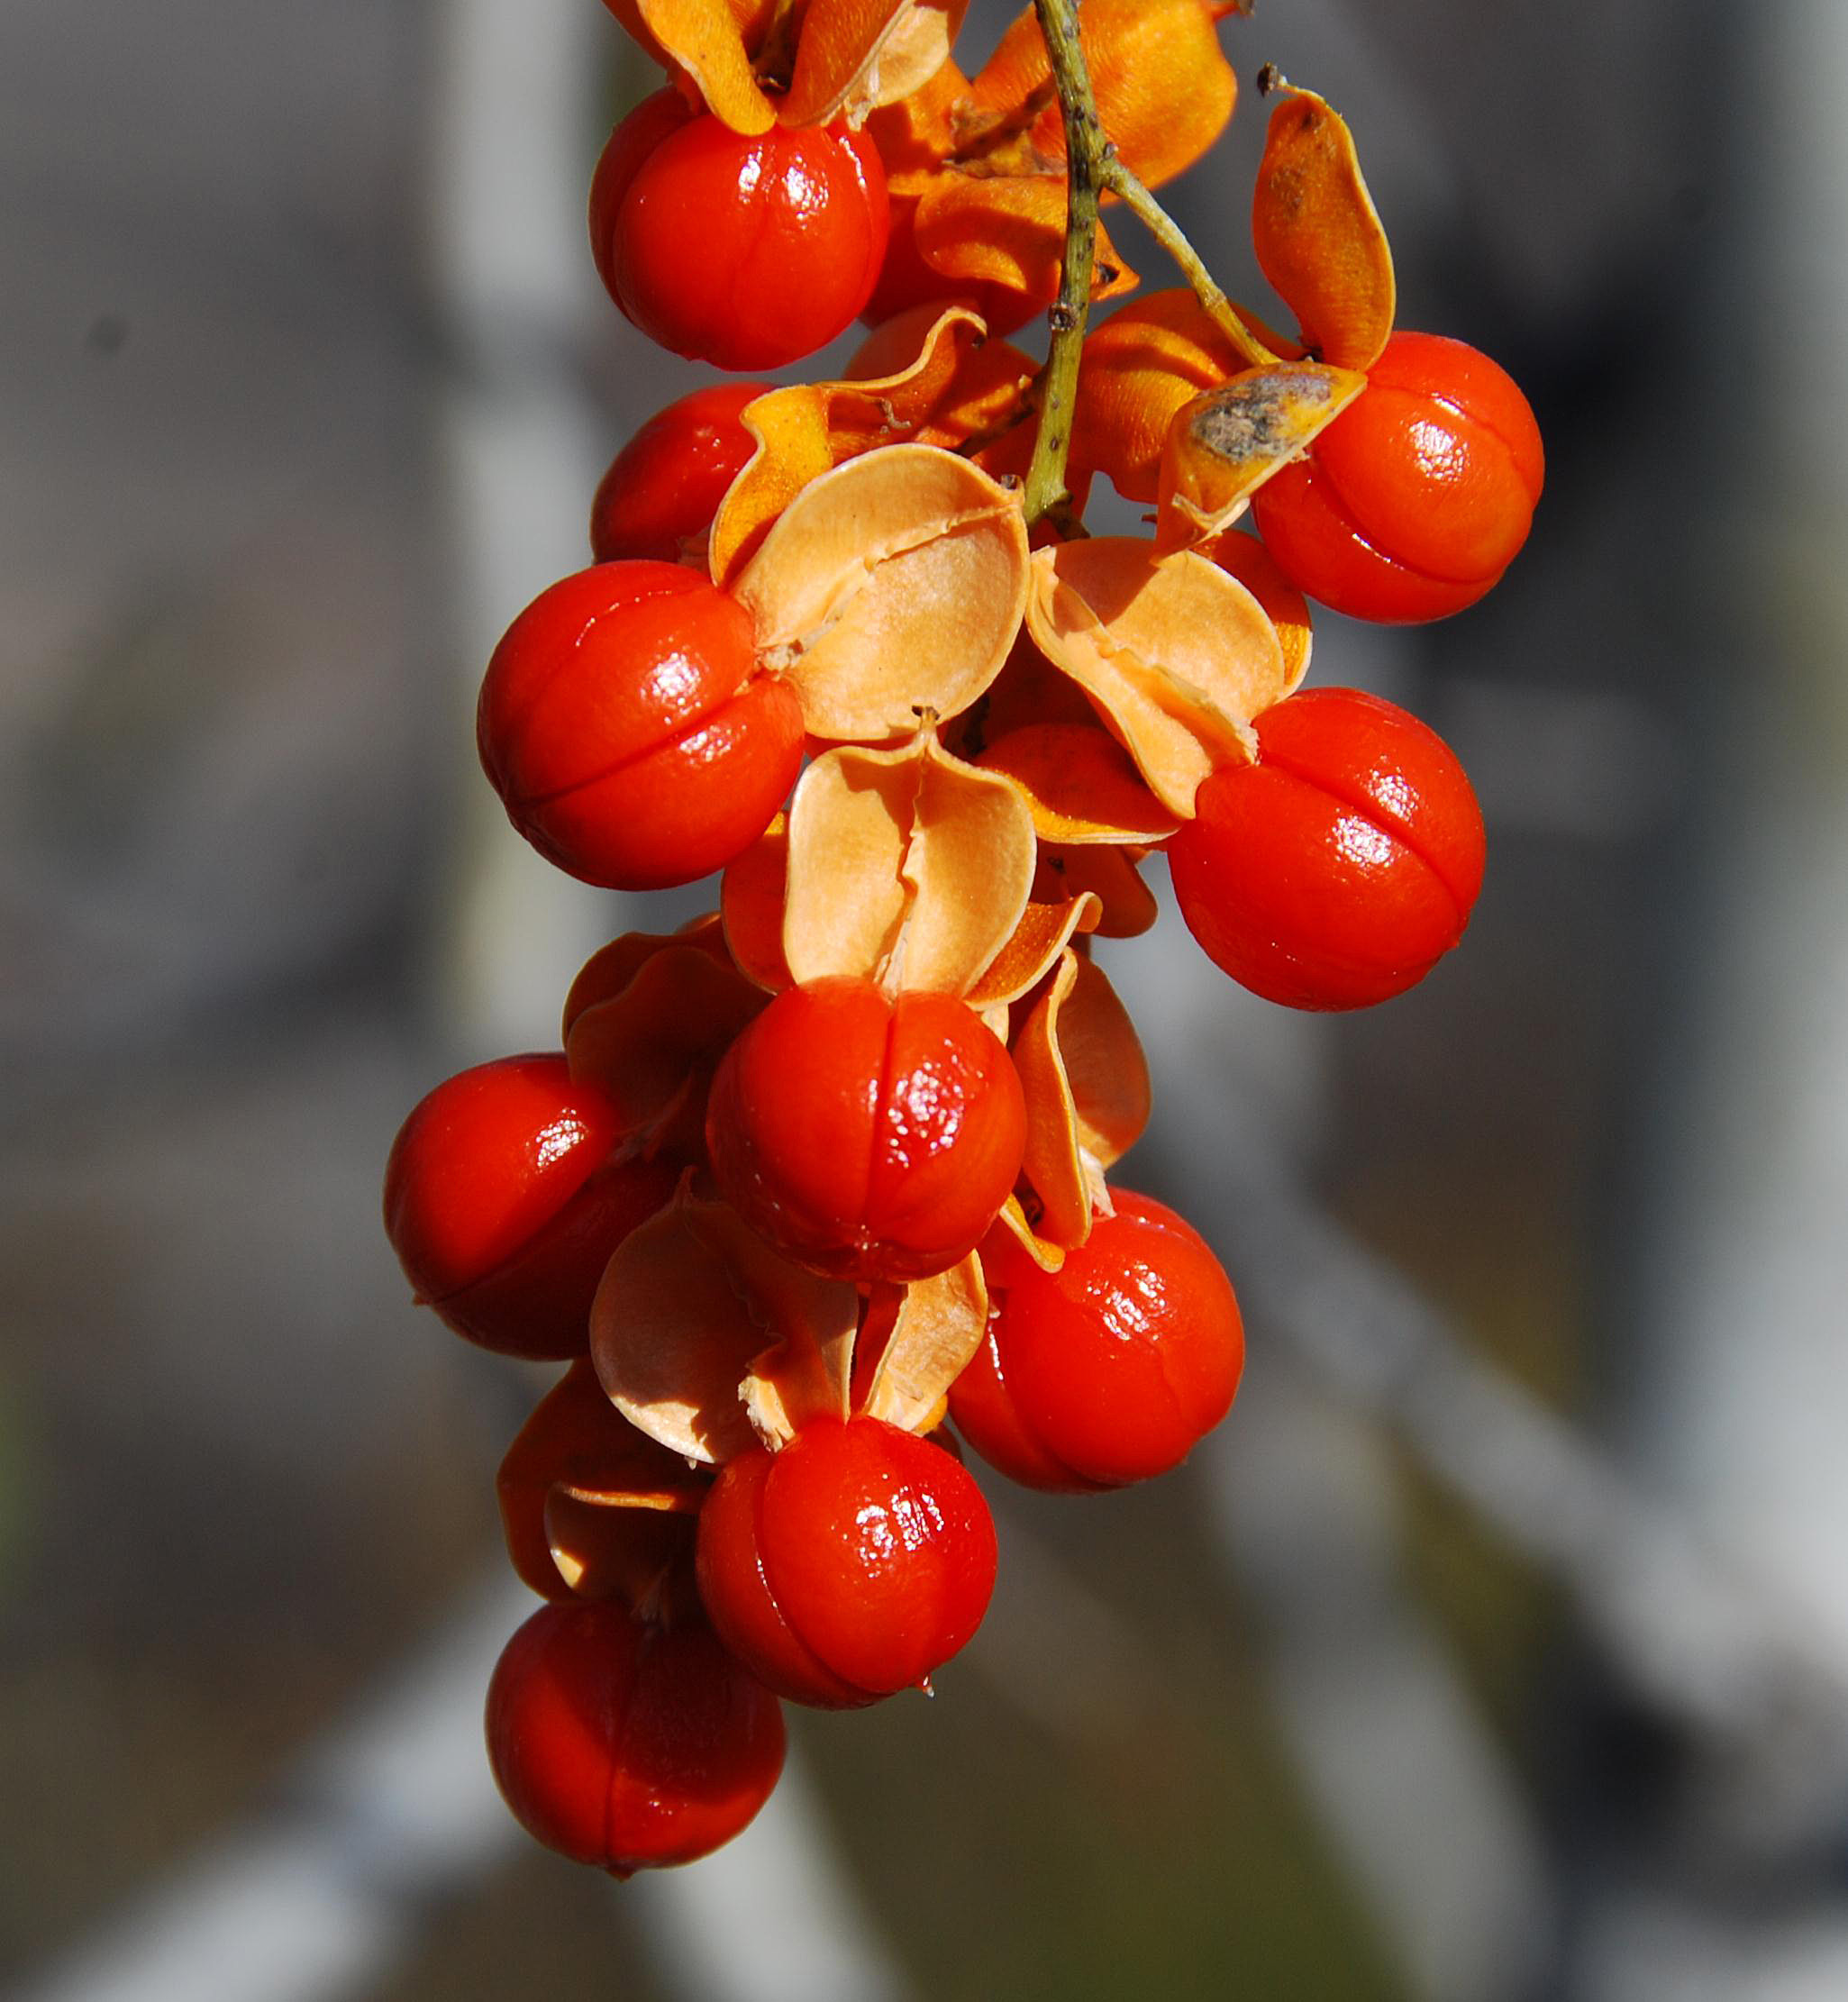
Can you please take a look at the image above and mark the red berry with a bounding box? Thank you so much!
[486,1601,784,1876]
[383,1055,676,1359]
[1250,332,1543,623]
[706,977,1028,1283]
[1167,687,1486,1011]
[590,380,769,566]
[696,1416,997,1707]
[951,1191,1243,1490]
[477,560,803,891]
[591,91,889,371]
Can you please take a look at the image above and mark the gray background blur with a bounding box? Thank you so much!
[8,2,1848,1997]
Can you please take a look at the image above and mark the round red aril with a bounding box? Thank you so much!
[486,1601,784,1876]
[383,1055,676,1360]
[950,1191,1243,1490]
[590,380,769,566]
[1167,687,1486,1011]
[696,1416,997,1707]
[478,560,803,891]
[1250,332,1543,623]
[591,90,889,371]
[705,976,1027,1283]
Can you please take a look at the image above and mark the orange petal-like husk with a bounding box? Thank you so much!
[1208,529,1314,689]
[784,0,970,126]
[710,306,1033,587]
[913,173,1139,306]
[859,1255,988,1431]
[977,722,1180,844]
[632,0,780,132]
[734,443,1030,742]
[783,732,1037,995]
[1155,359,1368,548]
[1252,83,1396,370]
[1073,290,1244,503]
[720,815,793,992]
[497,1360,707,1604]
[981,1192,1068,1276]
[865,57,970,189]
[1025,538,1290,814]
[966,0,1234,191]
[968,887,1101,1007]
[1012,951,1148,1248]
[1035,844,1157,939]
[592,1187,858,1462]
[561,914,733,1039]
[565,942,768,1151]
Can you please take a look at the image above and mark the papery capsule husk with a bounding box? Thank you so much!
[858,1255,988,1432]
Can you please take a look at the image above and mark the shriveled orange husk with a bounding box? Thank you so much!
[497,1360,707,1606]
[911,174,1139,313]
[954,630,1102,752]
[1154,359,1368,550]
[982,1191,1068,1278]
[963,0,1235,190]
[1012,950,1150,1248]
[1208,530,1314,688]
[615,0,782,133]
[864,57,970,188]
[734,443,1030,743]
[1025,538,1298,815]
[855,1255,988,1431]
[968,886,1102,1008]
[1035,843,1157,938]
[1252,80,1396,370]
[783,0,972,128]
[561,913,733,1038]
[976,723,1180,845]
[782,732,1037,995]
[721,817,793,992]
[592,1184,860,1461]
[564,939,768,1155]
[709,306,1033,587]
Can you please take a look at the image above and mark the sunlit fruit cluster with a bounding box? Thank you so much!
[385,0,1542,1879]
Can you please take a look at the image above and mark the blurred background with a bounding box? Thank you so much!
[5,1,1846,1997]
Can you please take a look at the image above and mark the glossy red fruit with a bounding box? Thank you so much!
[1167,687,1486,1011]
[590,381,769,566]
[1250,331,1543,623]
[696,1416,997,1708]
[478,560,804,891]
[950,1191,1243,1491]
[384,1055,676,1359]
[706,977,1028,1283]
[486,1601,784,1876]
[591,90,889,371]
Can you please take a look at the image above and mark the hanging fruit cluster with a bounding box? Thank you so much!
[386,0,1543,1879]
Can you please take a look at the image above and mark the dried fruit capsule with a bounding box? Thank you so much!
[383,1055,676,1359]
[951,1191,1243,1490]
[591,90,889,371]
[478,560,804,891]
[590,380,769,565]
[1167,687,1486,1011]
[696,1416,997,1707]
[1250,331,1543,623]
[706,977,1027,1283]
[486,1600,784,1876]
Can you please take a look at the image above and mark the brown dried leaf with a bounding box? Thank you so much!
[592,1187,858,1462]
[736,444,1030,743]
[860,1255,988,1431]
[977,723,1180,844]
[1252,82,1396,371]
[1025,538,1290,815]
[784,0,971,126]
[784,731,1036,995]
[1155,359,1368,549]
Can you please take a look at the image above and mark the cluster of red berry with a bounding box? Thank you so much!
[385,0,1541,1879]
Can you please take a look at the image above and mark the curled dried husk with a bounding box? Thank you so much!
[592,1186,859,1462]
[857,1255,988,1431]
[1012,950,1150,1248]
[621,0,781,133]
[912,174,1139,310]
[1208,530,1314,689]
[784,0,973,126]
[1252,80,1396,371]
[977,723,1180,845]
[1035,844,1156,939]
[720,816,792,992]
[735,444,1030,743]
[1155,359,1368,549]
[1026,538,1297,815]
[968,886,1102,1008]
[783,730,1037,995]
